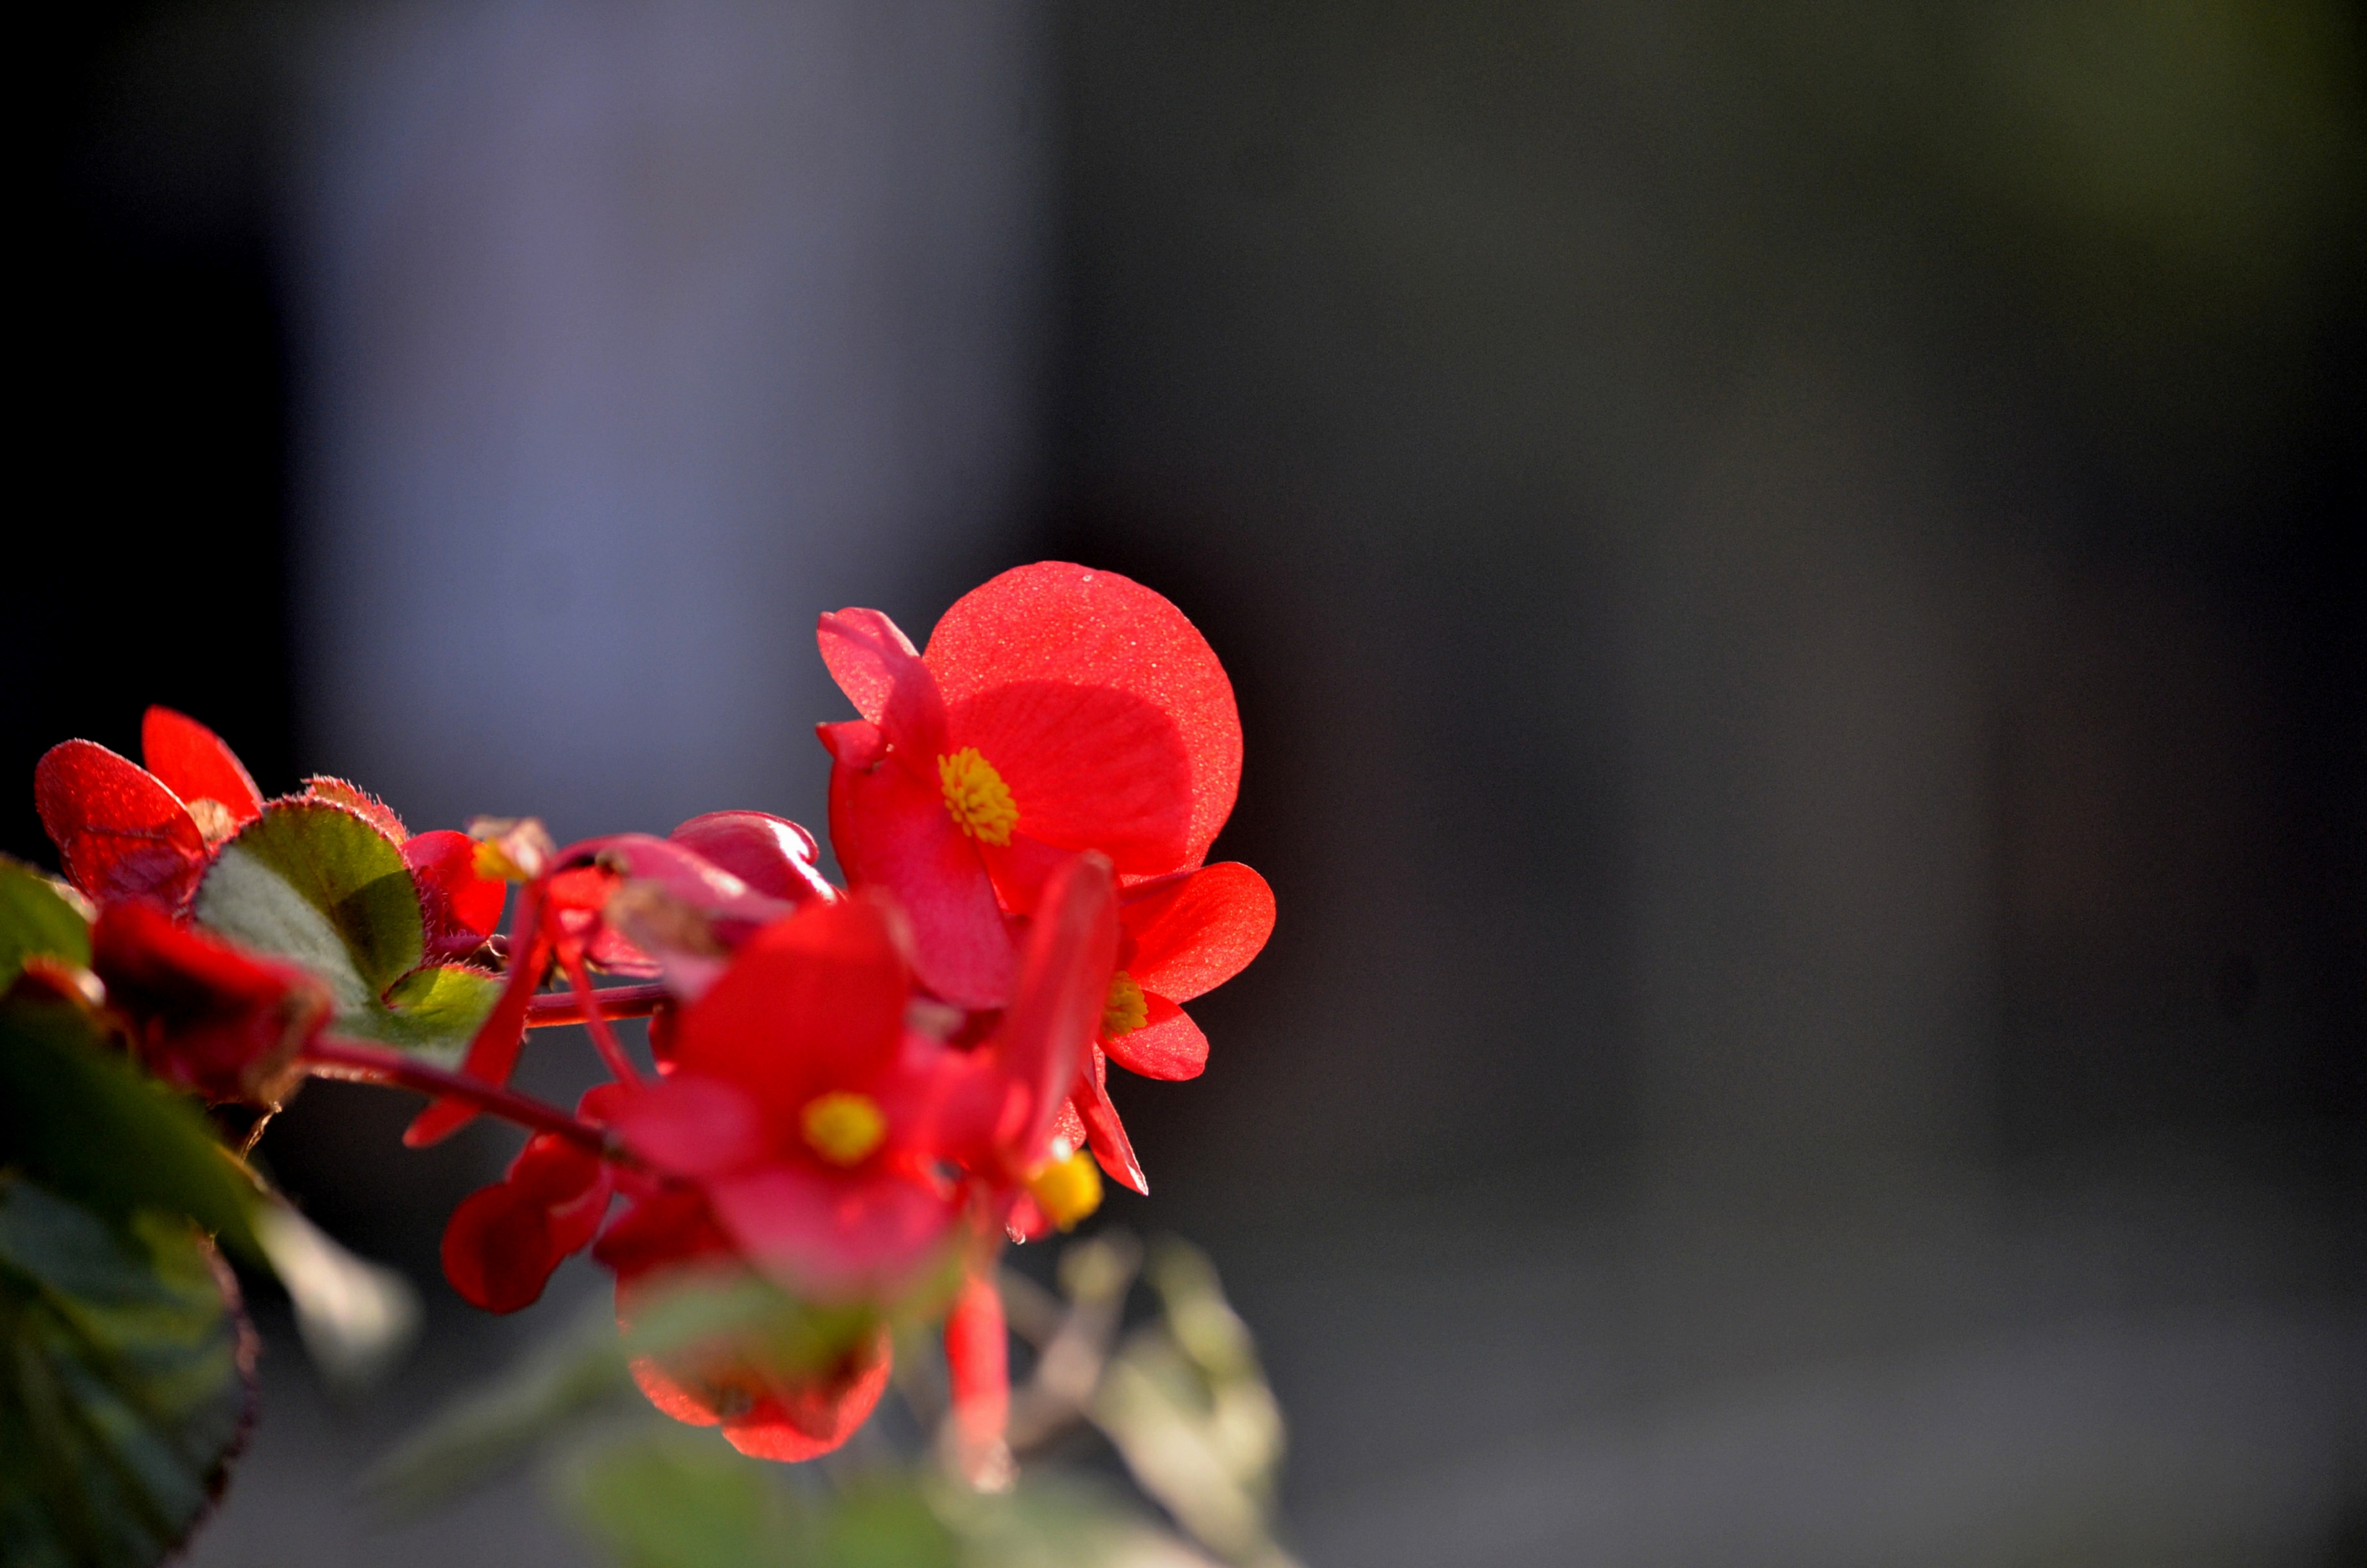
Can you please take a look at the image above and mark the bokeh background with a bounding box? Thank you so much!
[12,2,2363,1564]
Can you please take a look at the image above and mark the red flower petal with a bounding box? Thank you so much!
[817,608,923,726]
[441,1182,565,1313]
[1121,862,1275,1003]
[140,707,263,826]
[924,563,1241,867]
[402,830,507,962]
[669,812,836,906]
[707,1164,958,1303]
[1103,995,1207,1082]
[1072,1046,1146,1195]
[668,899,910,1123]
[945,682,1192,873]
[817,608,948,756]
[33,740,207,907]
[608,1073,769,1179]
[826,741,1013,1008]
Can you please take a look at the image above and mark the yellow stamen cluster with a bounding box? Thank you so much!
[1102,971,1149,1039]
[799,1091,886,1166]
[937,748,1018,846]
[1026,1147,1103,1230]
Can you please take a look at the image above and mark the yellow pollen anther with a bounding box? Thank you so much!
[1102,971,1149,1039]
[938,748,1018,846]
[799,1092,886,1166]
[1026,1147,1103,1230]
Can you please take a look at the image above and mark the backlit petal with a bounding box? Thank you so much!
[1072,1047,1147,1195]
[669,812,836,906]
[1121,862,1275,1003]
[924,563,1241,865]
[947,682,1191,873]
[140,706,263,825]
[1102,996,1207,1082]
[34,739,207,907]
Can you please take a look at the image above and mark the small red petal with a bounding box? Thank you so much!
[1103,996,1207,1082]
[1120,862,1275,1003]
[817,608,923,726]
[34,740,208,907]
[403,830,507,962]
[141,708,264,826]
[441,1183,565,1313]
[1073,1047,1146,1195]
[669,812,836,906]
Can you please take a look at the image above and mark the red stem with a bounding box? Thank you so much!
[524,982,669,1029]
[302,1035,617,1156]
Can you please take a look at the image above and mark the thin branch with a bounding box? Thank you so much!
[523,982,669,1029]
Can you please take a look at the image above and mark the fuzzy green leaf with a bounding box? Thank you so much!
[196,800,422,996]
[193,803,495,1061]
[0,1177,256,1568]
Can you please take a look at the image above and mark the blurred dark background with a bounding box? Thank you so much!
[12,3,2363,1564]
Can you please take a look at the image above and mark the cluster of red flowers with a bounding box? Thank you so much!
[25,563,1272,1471]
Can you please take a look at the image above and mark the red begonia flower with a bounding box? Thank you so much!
[605,897,965,1304]
[817,563,1238,1009]
[440,1128,615,1312]
[592,1185,894,1462]
[89,900,330,1106]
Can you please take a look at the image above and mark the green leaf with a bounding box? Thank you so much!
[0,1000,259,1262]
[350,964,504,1055]
[197,799,422,995]
[0,1176,256,1568]
[0,858,91,992]
[194,802,495,1061]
